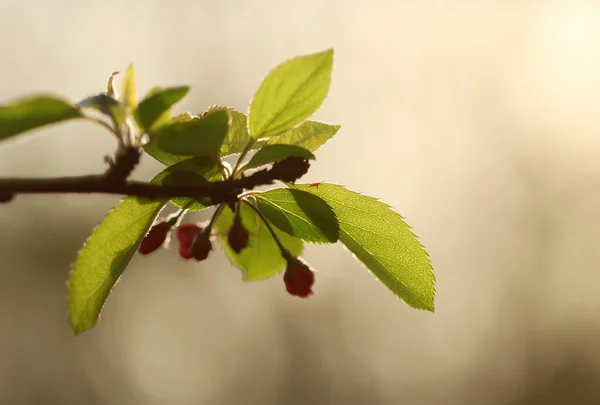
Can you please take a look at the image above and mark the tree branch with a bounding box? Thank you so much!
[0,169,278,203]
[0,155,311,205]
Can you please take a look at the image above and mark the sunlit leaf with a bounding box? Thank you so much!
[293,183,435,311]
[0,95,82,142]
[266,120,340,152]
[68,159,217,334]
[149,109,230,160]
[204,106,253,157]
[143,112,196,166]
[121,64,138,117]
[171,112,196,122]
[254,188,338,243]
[135,86,189,133]
[249,49,333,139]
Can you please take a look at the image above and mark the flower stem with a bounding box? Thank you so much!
[241,197,291,261]
[166,200,194,226]
[206,204,225,234]
[232,138,256,177]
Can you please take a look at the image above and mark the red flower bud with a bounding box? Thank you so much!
[283,258,315,298]
[191,235,213,261]
[177,223,202,245]
[138,221,171,255]
[179,241,196,260]
[177,223,212,261]
[228,214,249,253]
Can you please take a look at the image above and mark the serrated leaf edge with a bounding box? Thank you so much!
[67,199,168,334]
[293,182,436,311]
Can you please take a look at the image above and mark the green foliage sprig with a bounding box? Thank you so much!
[0,49,435,334]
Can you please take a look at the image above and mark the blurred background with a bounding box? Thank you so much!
[1,0,600,404]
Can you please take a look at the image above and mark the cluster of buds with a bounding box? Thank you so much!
[176,223,212,261]
[138,205,251,261]
[138,204,317,299]
[138,218,213,261]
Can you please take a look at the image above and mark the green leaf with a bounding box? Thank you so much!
[78,93,120,113]
[215,200,303,280]
[143,112,202,166]
[171,112,196,122]
[143,144,190,167]
[245,145,314,170]
[204,106,253,157]
[254,188,338,243]
[143,112,196,166]
[0,95,82,142]
[266,120,340,152]
[135,86,189,133]
[121,64,138,117]
[293,183,435,311]
[249,49,334,139]
[68,160,215,334]
[149,109,230,160]
[168,157,224,210]
[78,93,122,127]
[69,197,166,335]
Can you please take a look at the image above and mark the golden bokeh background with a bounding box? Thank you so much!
[1,1,600,404]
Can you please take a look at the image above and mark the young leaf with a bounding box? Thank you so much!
[249,49,333,139]
[121,64,138,117]
[135,86,189,133]
[68,160,215,334]
[202,108,337,157]
[139,87,171,130]
[106,71,119,98]
[143,112,211,166]
[143,145,190,167]
[254,188,338,243]
[171,112,196,122]
[245,145,315,170]
[149,109,230,160]
[78,93,120,113]
[78,93,122,128]
[293,183,435,311]
[215,201,303,280]
[266,120,340,152]
[0,95,82,142]
[143,113,196,166]
[205,107,253,157]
